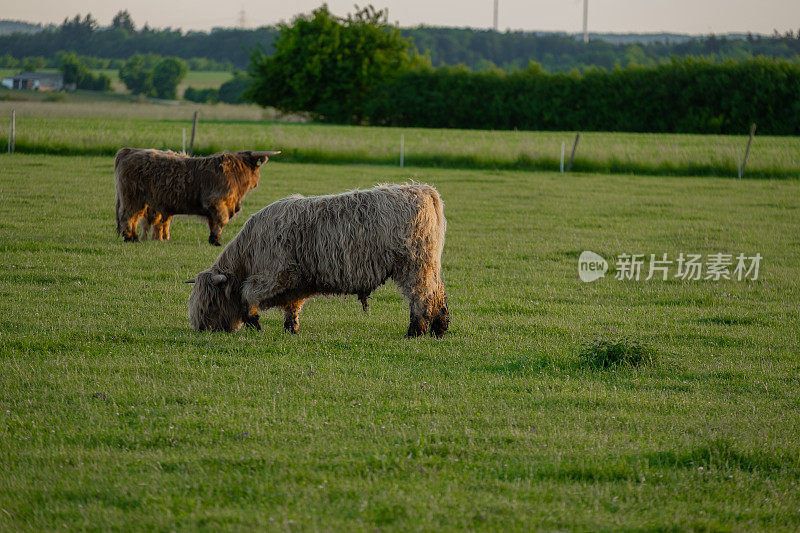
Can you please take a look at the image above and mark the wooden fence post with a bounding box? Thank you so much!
[400,133,404,168]
[566,132,581,172]
[739,123,756,179]
[188,111,199,155]
[560,141,565,173]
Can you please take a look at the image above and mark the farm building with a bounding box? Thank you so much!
[1,72,64,91]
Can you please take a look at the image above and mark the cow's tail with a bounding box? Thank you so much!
[113,148,131,235]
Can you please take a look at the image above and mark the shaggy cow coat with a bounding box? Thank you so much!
[186,184,449,337]
[114,148,278,245]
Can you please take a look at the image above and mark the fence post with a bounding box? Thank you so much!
[566,132,581,172]
[739,123,756,179]
[400,133,404,168]
[182,128,186,154]
[9,109,15,154]
[188,111,199,155]
[560,141,565,173]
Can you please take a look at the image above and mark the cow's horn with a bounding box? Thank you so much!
[211,274,228,285]
[184,278,196,284]
[256,151,281,157]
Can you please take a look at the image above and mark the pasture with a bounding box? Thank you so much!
[2,100,800,178]
[1,148,799,530]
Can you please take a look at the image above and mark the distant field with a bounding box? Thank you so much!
[0,69,233,97]
[94,69,233,96]
[0,102,798,178]
[1,154,799,529]
[0,91,289,121]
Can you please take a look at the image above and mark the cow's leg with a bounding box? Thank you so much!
[242,306,261,331]
[159,216,173,241]
[122,207,146,242]
[283,299,306,334]
[241,269,300,332]
[397,271,433,337]
[430,288,450,337]
[141,219,151,241]
[396,262,448,338]
[142,209,161,241]
[206,206,230,246]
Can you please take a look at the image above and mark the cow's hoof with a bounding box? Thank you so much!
[283,322,299,334]
[406,323,426,337]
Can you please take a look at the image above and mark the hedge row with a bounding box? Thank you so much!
[364,57,800,134]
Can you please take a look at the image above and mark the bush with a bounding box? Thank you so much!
[364,57,800,135]
[20,56,47,71]
[57,51,111,92]
[119,54,156,96]
[152,57,188,100]
[0,53,19,68]
[218,71,250,104]
[578,330,654,369]
[184,87,218,104]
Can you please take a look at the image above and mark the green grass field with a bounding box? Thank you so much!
[1,102,799,178]
[1,152,799,530]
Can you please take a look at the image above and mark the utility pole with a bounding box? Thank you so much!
[493,0,499,31]
[583,0,589,43]
[238,6,246,29]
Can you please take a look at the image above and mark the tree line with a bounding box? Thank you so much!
[0,12,276,68]
[248,6,800,135]
[1,11,799,72]
[403,27,800,72]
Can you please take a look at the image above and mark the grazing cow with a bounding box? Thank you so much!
[114,148,280,245]
[185,184,449,337]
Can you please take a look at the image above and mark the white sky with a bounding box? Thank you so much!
[2,0,799,35]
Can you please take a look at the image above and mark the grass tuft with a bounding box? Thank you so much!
[579,329,655,369]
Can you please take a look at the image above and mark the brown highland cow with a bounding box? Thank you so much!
[185,184,449,337]
[114,148,279,245]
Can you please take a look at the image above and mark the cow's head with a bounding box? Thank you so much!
[236,150,280,190]
[239,150,280,169]
[185,271,261,332]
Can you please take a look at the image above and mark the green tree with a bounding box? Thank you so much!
[20,56,47,71]
[0,54,19,68]
[218,71,250,103]
[119,54,156,96]
[57,51,111,91]
[111,10,135,34]
[58,52,89,86]
[152,56,188,99]
[246,5,419,123]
